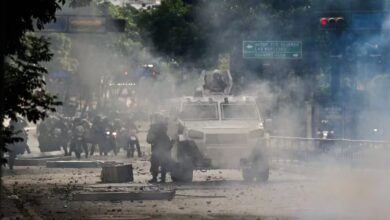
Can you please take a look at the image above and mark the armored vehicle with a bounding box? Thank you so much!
[168,70,269,182]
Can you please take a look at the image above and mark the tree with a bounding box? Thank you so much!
[105,2,144,67]
[46,33,79,75]
[136,0,317,72]
[0,0,72,165]
[137,0,208,67]
[4,34,61,123]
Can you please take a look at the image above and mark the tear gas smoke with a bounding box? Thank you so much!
[41,1,390,220]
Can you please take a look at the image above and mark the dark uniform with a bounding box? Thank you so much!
[89,116,106,156]
[69,117,89,158]
[147,120,172,183]
[126,118,142,157]
[51,116,70,155]
[7,118,30,170]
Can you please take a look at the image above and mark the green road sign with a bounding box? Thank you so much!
[243,41,302,59]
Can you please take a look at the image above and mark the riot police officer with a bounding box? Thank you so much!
[51,115,70,155]
[146,114,172,183]
[89,115,106,156]
[69,117,89,159]
[125,117,142,157]
[7,117,30,170]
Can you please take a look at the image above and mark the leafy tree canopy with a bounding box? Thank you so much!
[137,0,208,67]
[136,0,314,70]
[4,34,61,123]
[46,33,79,75]
[0,0,86,164]
[2,0,65,55]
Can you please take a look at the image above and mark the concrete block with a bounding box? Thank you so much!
[19,151,64,159]
[46,160,100,168]
[72,190,176,201]
[45,160,120,168]
[101,164,133,183]
[14,156,72,166]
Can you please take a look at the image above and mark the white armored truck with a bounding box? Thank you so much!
[168,70,269,182]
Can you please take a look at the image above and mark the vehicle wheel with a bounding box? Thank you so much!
[242,154,269,182]
[255,165,269,182]
[171,158,193,183]
[253,156,269,182]
[242,168,255,181]
[171,165,193,182]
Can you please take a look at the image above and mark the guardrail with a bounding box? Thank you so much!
[266,136,390,168]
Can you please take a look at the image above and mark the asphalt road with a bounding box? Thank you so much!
[3,126,390,220]
[2,163,315,220]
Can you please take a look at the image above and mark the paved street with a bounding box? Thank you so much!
[2,162,313,220]
[2,125,390,220]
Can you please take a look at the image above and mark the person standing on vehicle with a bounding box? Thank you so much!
[146,114,172,183]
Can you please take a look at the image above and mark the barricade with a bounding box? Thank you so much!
[266,136,390,169]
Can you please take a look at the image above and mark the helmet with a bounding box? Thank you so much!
[151,113,166,124]
[73,117,82,126]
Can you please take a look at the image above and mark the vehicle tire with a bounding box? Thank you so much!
[253,156,269,182]
[255,164,269,182]
[242,168,255,181]
[171,164,193,182]
[171,156,193,183]
[242,153,269,183]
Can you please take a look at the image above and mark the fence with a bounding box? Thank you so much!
[267,136,390,169]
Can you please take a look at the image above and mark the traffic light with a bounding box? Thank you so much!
[319,13,386,31]
[320,16,345,29]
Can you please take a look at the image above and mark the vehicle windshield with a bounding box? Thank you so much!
[221,103,259,120]
[180,103,218,120]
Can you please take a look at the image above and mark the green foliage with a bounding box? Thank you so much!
[105,2,143,62]
[46,33,79,74]
[136,0,315,70]
[4,35,61,123]
[137,0,207,67]
[2,0,65,55]
[68,0,92,8]
[1,0,70,162]
[108,3,141,40]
